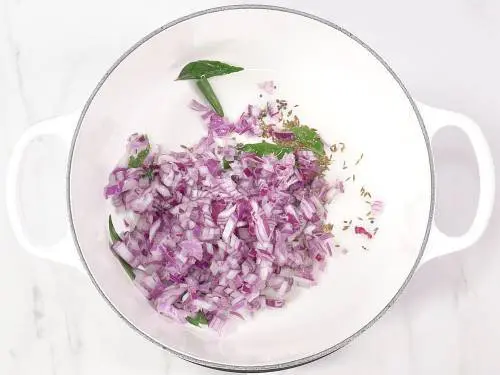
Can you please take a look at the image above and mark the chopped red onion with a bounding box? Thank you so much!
[105,101,345,332]
[272,130,295,142]
[354,226,373,239]
[371,200,384,216]
[258,80,276,95]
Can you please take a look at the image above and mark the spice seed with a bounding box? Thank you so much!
[355,153,364,165]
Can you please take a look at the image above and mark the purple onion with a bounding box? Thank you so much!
[104,102,339,332]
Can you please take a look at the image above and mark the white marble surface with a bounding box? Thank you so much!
[1,0,500,374]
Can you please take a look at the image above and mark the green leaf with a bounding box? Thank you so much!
[108,215,121,242]
[196,77,224,116]
[289,126,325,155]
[145,168,154,181]
[128,145,150,168]
[240,141,293,159]
[117,256,135,280]
[108,215,135,280]
[222,159,232,170]
[186,311,209,327]
[176,60,243,80]
[186,316,200,327]
[197,311,208,325]
[241,127,325,161]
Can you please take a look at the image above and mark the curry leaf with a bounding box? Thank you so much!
[176,60,243,80]
[186,316,200,327]
[186,311,209,327]
[197,311,209,325]
[222,159,233,170]
[197,77,224,116]
[108,215,121,242]
[128,145,150,168]
[117,257,135,280]
[289,125,325,156]
[108,215,135,280]
[240,142,293,159]
[145,168,154,181]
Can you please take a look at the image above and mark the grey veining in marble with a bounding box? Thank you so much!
[1,0,499,374]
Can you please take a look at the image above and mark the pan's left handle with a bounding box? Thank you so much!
[6,113,84,270]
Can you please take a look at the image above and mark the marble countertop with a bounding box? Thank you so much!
[1,0,500,374]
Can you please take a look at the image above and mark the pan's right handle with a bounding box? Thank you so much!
[6,113,83,270]
[418,102,495,265]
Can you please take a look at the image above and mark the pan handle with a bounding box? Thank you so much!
[6,113,83,270]
[417,102,495,265]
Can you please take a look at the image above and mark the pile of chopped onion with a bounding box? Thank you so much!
[104,101,342,331]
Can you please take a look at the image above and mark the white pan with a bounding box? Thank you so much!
[6,5,495,372]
